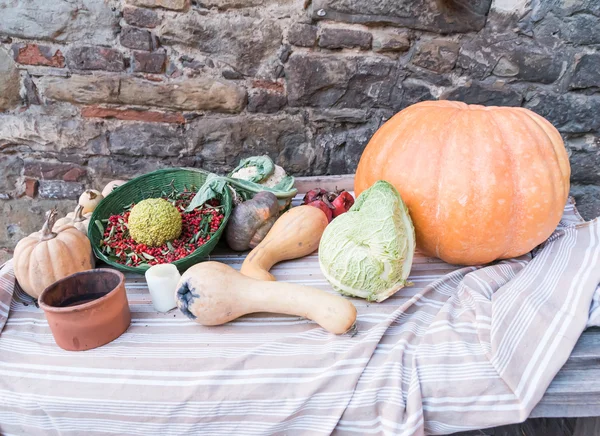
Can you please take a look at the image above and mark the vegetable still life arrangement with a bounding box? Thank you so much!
[355,100,570,265]
[319,181,416,302]
[7,100,573,345]
[13,209,95,298]
[176,261,357,335]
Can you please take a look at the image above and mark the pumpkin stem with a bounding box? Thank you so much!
[73,204,85,223]
[85,190,98,200]
[40,209,58,241]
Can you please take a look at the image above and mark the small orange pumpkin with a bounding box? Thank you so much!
[355,100,571,265]
[13,209,94,298]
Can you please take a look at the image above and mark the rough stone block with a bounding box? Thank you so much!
[399,79,434,110]
[126,0,188,10]
[67,47,125,72]
[287,23,317,47]
[525,92,600,133]
[22,73,40,106]
[565,134,600,185]
[38,180,84,199]
[118,77,247,112]
[195,0,288,8]
[247,89,287,113]
[120,27,154,51]
[123,7,161,28]
[0,48,20,111]
[314,118,381,174]
[0,155,24,197]
[372,31,410,53]
[185,113,308,174]
[88,155,172,184]
[0,114,107,155]
[441,82,523,107]
[109,123,187,157]
[459,37,563,84]
[570,54,600,90]
[311,0,492,33]
[41,75,120,104]
[81,106,184,123]
[132,51,166,73]
[286,53,397,109]
[318,28,372,50]
[12,44,65,68]
[539,14,600,45]
[159,12,282,76]
[571,185,600,221]
[0,199,75,249]
[411,39,459,73]
[41,74,247,113]
[0,0,119,45]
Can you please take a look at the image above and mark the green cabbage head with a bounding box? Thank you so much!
[318,180,415,302]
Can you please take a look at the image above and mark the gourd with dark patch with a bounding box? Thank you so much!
[225,191,280,251]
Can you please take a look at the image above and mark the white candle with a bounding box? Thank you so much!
[145,264,181,313]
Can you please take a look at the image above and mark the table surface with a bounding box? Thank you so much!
[284,175,600,419]
[5,174,598,424]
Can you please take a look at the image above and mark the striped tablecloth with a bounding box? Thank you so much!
[1,200,600,436]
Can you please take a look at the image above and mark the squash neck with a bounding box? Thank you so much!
[40,209,58,241]
[73,204,86,223]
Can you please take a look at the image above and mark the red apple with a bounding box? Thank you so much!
[307,200,333,222]
[331,191,354,218]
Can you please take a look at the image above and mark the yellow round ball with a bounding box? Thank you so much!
[128,198,182,247]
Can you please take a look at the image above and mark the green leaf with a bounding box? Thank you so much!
[95,220,105,235]
[141,252,155,260]
[167,241,174,252]
[108,225,116,239]
[228,155,275,183]
[193,230,202,244]
[185,174,229,212]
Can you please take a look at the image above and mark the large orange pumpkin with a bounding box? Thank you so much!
[354,100,571,265]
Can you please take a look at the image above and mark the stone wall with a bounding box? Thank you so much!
[1,0,600,260]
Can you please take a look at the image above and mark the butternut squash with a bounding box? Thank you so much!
[240,205,329,281]
[176,262,357,334]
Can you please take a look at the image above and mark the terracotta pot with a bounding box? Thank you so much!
[39,268,131,351]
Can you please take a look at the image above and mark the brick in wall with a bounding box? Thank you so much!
[67,47,125,71]
[120,27,155,51]
[132,51,166,73]
[123,7,161,28]
[13,44,65,68]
